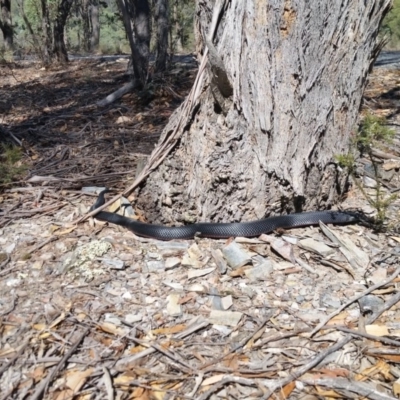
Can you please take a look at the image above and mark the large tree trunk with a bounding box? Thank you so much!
[53,0,73,63]
[136,0,391,225]
[154,0,169,72]
[0,0,13,50]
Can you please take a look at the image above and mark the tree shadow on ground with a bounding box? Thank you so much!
[0,57,197,190]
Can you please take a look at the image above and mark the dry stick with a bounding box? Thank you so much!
[26,236,58,255]
[0,313,43,377]
[196,376,258,400]
[115,320,209,366]
[73,0,227,227]
[102,366,114,400]
[333,325,400,347]
[310,264,400,337]
[199,314,273,371]
[260,290,400,400]
[300,378,396,400]
[127,335,194,373]
[30,327,90,400]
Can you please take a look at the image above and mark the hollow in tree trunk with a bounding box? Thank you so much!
[136,0,391,225]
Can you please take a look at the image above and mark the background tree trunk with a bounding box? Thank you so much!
[90,0,100,51]
[0,0,13,50]
[117,0,150,84]
[53,0,73,63]
[154,0,169,72]
[136,0,391,225]
[81,0,91,52]
[40,0,52,65]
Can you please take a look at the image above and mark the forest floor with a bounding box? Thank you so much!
[0,57,400,400]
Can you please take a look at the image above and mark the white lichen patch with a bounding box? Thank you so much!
[61,240,112,281]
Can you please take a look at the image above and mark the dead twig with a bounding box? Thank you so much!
[200,313,273,371]
[29,327,90,400]
[333,325,400,347]
[310,265,400,336]
[196,376,259,400]
[259,290,400,399]
[300,377,396,400]
[26,236,58,255]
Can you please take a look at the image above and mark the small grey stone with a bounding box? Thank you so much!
[145,260,165,272]
[358,295,384,315]
[320,293,341,309]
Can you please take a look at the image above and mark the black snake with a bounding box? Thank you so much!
[90,189,360,240]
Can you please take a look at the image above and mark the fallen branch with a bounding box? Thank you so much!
[300,377,396,400]
[310,265,400,337]
[96,80,140,107]
[260,290,400,399]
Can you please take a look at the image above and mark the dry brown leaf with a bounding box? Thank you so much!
[64,367,95,392]
[131,387,150,400]
[151,324,187,335]
[33,323,46,331]
[228,265,251,277]
[29,366,46,381]
[325,311,351,326]
[129,345,147,354]
[315,386,342,398]
[314,368,350,378]
[393,378,400,397]
[54,388,74,400]
[223,354,239,369]
[201,374,226,386]
[365,324,390,336]
[49,312,67,329]
[56,226,77,236]
[356,359,392,381]
[277,381,296,399]
[98,322,127,336]
[134,390,152,400]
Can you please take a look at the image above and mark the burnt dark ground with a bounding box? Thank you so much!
[0,55,197,191]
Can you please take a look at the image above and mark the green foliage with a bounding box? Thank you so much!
[357,114,395,148]
[382,0,400,48]
[335,153,356,173]
[336,114,397,228]
[4,0,196,56]
[169,0,196,52]
[0,144,27,186]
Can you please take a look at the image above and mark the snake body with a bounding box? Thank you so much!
[90,190,359,240]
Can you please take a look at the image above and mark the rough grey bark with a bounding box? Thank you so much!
[172,2,183,52]
[137,0,391,225]
[81,0,91,52]
[40,0,52,65]
[117,0,150,85]
[90,0,100,51]
[154,0,169,72]
[53,0,74,63]
[0,0,13,50]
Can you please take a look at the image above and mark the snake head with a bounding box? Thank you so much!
[90,188,112,211]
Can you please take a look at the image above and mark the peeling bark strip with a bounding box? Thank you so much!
[137,0,391,225]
